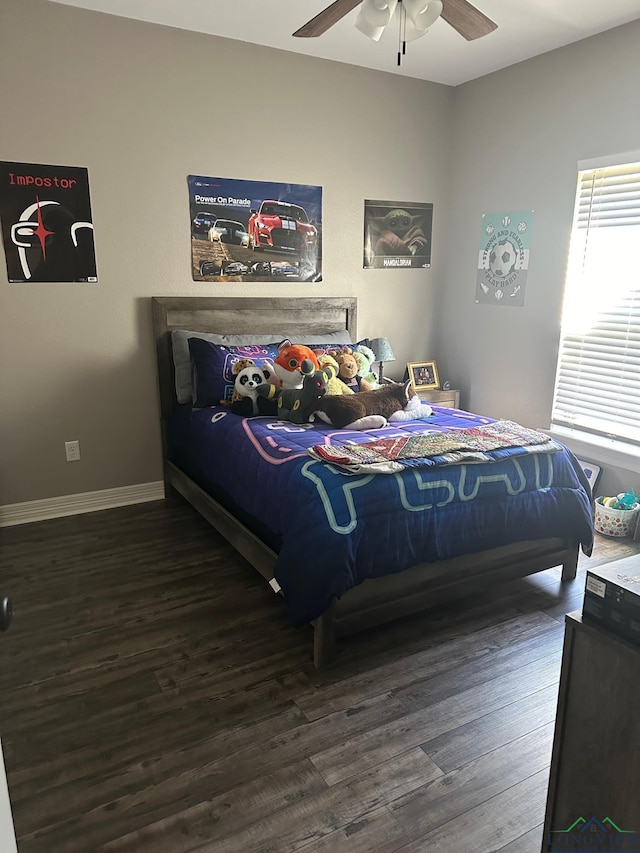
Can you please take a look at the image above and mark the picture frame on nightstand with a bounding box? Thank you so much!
[407,361,440,392]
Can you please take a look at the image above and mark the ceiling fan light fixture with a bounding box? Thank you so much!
[293,0,496,42]
[355,0,398,41]
[354,15,385,41]
[361,0,399,27]
[402,17,433,42]
[404,0,443,29]
[403,0,443,39]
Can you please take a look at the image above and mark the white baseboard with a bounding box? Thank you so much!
[0,482,165,528]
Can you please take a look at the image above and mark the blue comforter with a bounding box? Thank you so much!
[170,403,594,626]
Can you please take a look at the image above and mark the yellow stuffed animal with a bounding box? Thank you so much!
[317,354,354,396]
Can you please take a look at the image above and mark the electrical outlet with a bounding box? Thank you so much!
[65,440,81,462]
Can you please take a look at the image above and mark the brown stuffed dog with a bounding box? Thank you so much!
[307,379,424,430]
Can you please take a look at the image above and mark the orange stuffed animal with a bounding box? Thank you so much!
[273,340,319,389]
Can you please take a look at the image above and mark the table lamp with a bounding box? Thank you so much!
[368,337,396,383]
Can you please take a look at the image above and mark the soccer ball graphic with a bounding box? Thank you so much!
[489,239,517,278]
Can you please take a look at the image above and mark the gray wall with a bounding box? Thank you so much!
[1,0,638,509]
[0,0,452,506]
[437,20,640,498]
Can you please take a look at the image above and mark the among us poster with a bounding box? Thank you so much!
[363,200,433,269]
[0,161,97,283]
[189,175,322,283]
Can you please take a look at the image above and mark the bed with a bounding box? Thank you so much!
[152,296,594,666]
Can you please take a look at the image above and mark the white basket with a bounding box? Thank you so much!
[594,497,640,538]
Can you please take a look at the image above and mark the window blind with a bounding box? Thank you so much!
[551,160,640,445]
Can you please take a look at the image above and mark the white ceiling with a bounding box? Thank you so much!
[47,0,640,86]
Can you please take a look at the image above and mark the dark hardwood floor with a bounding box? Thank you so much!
[1,499,638,853]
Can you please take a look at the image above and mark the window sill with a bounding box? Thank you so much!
[546,426,640,474]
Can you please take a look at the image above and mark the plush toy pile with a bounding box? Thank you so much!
[225,338,422,429]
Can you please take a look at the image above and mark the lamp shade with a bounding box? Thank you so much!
[368,337,396,364]
[355,0,398,41]
[404,0,443,40]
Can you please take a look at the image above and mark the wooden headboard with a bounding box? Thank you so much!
[152,295,358,425]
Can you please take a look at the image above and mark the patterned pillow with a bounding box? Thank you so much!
[188,339,279,408]
[171,328,352,404]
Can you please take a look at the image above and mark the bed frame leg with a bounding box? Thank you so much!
[313,601,337,668]
[561,544,579,581]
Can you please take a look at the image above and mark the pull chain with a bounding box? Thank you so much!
[397,0,406,65]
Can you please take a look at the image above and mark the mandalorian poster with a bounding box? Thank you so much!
[363,199,433,269]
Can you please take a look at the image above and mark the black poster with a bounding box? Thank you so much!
[0,161,97,283]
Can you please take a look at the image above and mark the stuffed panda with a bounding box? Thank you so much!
[230,358,278,416]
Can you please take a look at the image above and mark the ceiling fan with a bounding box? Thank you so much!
[293,0,497,43]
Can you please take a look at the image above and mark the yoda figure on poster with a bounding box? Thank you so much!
[370,208,429,258]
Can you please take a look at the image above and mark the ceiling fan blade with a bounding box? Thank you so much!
[441,0,497,40]
[293,0,363,38]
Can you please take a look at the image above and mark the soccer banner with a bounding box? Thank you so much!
[476,210,534,306]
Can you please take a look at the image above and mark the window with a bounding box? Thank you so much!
[551,155,640,446]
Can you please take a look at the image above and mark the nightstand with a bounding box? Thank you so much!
[414,388,460,408]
